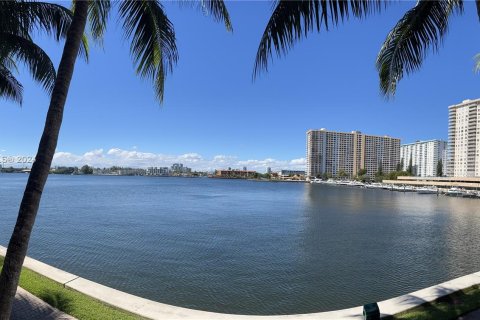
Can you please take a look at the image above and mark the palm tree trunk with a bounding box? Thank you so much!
[0,2,88,318]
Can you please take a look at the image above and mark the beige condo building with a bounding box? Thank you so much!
[306,129,400,178]
[447,98,480,177]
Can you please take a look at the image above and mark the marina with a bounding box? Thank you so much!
[310,178,480,198]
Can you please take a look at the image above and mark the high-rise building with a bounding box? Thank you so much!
[306,129,400,178]
[400,140,447,177]
[447,99,480,177]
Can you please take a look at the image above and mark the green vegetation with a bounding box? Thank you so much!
[385,284,480,320]
[80,165,93,175]
[338,169,348,178]
[437,159,443,177]
[51,167,77,175]
[0,256,144,320]
[407,156,414,176]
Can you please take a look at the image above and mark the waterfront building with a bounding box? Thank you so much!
[383,176,480,190]
[119,168,146,176]
[400,140,447,177]
[146,167,170,176]
[447,98,480,177]
[215,169,257,179]
[280,170,305,176]
[306,129,400,179]
[279,170,305,180]
[171,163,192,175]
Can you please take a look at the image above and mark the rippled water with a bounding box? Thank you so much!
[2,174,480,314]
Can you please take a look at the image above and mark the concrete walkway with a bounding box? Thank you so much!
[11,287,75,320]
[459,310,480,320]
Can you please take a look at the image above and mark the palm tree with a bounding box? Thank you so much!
[0,1,231,318]
[0,1,83,104]
[254,0,474,97]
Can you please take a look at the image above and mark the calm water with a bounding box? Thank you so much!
[1,174,480,314]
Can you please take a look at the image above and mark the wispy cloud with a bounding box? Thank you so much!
[52,148,305,172]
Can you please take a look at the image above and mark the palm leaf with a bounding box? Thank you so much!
[0,1,72,40]
[88,1,111,43]
[474,53,480,73]
[476,0,480,21]
[254,0,385,77]
[196,0,233,31]
[376,0,462,97]
[0,33,56,94]
[118,0,178,102]
[0,64,23,104]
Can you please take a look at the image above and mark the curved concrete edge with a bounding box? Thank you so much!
[0,245,479,320]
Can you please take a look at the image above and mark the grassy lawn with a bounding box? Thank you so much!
[384,284,480,320]
[0,256,145,320]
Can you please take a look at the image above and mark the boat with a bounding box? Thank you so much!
[347,181,365,187]
[462,191,478,198]
[325,179,337,185]
[417,187,438,194]
[391,185,404,191]
[446,187,466,197]
[365,183,384,189]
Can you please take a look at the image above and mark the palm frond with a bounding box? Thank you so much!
[474,53,480,73]
[0,1,72,40]
[199,0,232,31]
[254,0,385,77]
[88,1,111,43]
[0,64,23,105]
[1,56,18,73]
[119,0,178,102]
[0,33,56,94]
[476,0,480,21]
[376,0,462,97]
[79,33,90,62]
[178,0,232,31]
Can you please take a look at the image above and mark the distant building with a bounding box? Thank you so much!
[400,140,447,177]
[266,167,272,174]
[306,128,400,179]
[279,170,305,180]
[146,167,169,176]
[171,163,191,175]
[171,163,184,173]
[280,170,305,176]
[447,99,480,177]
[215,169,256,179]
[119,168,146,176]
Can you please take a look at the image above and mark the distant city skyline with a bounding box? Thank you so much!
[0,147,307,172]
[1,2,480,164]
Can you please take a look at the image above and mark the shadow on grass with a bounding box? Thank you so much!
[383,284,480,320]
[39,290,74,314]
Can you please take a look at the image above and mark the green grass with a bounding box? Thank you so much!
[384,284,480,320]
[0,256,145,320]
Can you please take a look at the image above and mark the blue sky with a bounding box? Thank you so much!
[1,1,480,171]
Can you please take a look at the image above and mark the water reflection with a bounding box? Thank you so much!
[2,175,480,314]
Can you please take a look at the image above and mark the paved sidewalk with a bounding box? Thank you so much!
[11,287,76,320]
[458,310,480,320]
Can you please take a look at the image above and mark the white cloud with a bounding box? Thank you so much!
[51,148,305,172]
[290,158,306,165]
